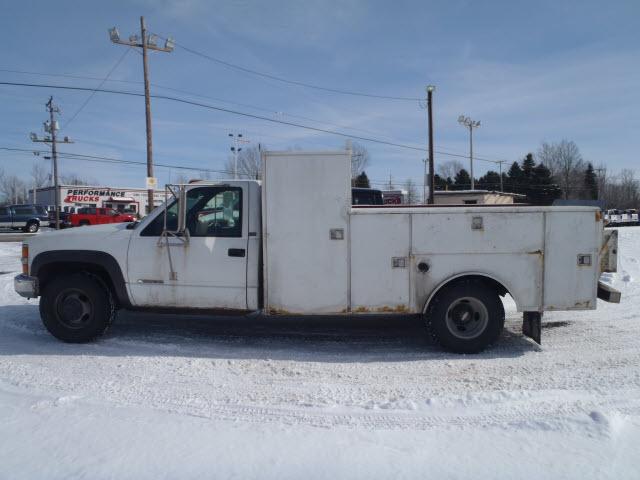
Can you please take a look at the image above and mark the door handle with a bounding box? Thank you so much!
[228,248,246,257]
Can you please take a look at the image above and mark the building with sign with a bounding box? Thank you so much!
[33,185,167,217]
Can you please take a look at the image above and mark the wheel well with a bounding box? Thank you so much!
[424,274,510,313]
[38,262,118,306]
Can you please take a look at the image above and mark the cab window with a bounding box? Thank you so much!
[141,187,242,237]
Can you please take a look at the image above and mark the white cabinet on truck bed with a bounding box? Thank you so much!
[262,151,351,314]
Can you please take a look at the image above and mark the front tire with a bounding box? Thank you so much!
[40,273,115,343]
[426,279,504,353]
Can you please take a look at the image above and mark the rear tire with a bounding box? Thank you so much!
[426,279,504,353]
[39,273,115,343]
[79,220,90,226]
[24,221,39,233]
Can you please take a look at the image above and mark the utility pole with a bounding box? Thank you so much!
[228,133,249,179]
[458,115,481,190]
[30,97,73,229]
[109,18,174,213]
[497,160,506,192]
[426,85,435,204]
[422,158,428,203]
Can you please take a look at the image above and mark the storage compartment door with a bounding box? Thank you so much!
[262,151,351,314]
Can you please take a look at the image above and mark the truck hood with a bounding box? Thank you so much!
[26,222,135,264]
[41,222,132,238]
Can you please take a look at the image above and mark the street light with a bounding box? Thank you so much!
[458,115,481,190]
[229,133,250,179]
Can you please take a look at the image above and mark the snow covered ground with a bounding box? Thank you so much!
[1,229,639,479]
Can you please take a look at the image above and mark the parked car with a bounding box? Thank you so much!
[0,204,49,232]
[69,207,135,227]
[352,188,384,206]
[48,206,74,229]
[624,209,639,225]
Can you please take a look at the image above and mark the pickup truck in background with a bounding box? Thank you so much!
[69,207,135,227]
[15,151,621,354]
[0,204,49,232]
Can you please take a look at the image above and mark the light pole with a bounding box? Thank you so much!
[229,133,249,179]
[458,115,480,190]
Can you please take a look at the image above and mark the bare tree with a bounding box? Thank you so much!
[437,160,464,181]
[26,163,50,203]
[173,173,190,184]
[404,179,419,204]
[347,141,370,178]
[0,174,27,204]
[60,174,94,186]
[224,146,263,180]
[537,140,584,199]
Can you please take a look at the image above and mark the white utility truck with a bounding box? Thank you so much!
[15,151,620,353]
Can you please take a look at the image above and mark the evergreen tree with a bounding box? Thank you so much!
[528,163,562,205]
[353,171,371,188]
[478,171,501,190]
[433,174,448,190]
[584,163,598,200]
[522,153,535,178]
[506,161,524,194]
[453,169,472,190]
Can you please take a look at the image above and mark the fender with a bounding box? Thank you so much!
[31,250,132,308]
[422,271,518,313]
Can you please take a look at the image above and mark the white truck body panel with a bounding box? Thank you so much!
[260,151,603,315]
[262,151,351,314]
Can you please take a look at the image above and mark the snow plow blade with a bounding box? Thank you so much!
[597,281,621,303]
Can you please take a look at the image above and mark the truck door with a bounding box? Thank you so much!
[127,185,249,310]
[0,207,12,227]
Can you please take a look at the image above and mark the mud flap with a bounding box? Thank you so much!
[522,311,542,345]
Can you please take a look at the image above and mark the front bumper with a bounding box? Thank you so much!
[14,274,39,299]
[597,281,621,303]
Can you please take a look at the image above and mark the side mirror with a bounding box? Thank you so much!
[177,185,187,234]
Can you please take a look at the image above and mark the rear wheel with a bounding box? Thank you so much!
[24,221,39,233]
[40,273,115,343]
[79,220,90,226]
[426,279,504,353]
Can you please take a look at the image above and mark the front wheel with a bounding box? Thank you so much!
[426,279,504,353]
[40,273,115,342]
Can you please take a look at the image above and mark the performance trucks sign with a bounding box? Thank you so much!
[63,188,128,203]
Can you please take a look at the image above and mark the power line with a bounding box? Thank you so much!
[0,80,510,165]
[0,80,428,152]
[61,48,131,130]
[0,67,420,141]
[151,34,422,102]
[0,146,231,175]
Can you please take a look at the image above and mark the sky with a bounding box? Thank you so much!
[0,0,638,192]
